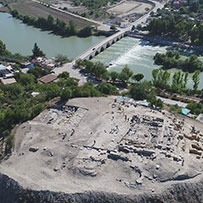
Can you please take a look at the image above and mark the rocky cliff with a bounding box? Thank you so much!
[0,173,203,203]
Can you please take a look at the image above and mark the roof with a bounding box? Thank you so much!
[182,108,190,116]
[116,96,149,106]
[1,78,16,85]
[0,64,7,71]
[31,92,40,97]
[196,114,203,123]
[38,74,57,84]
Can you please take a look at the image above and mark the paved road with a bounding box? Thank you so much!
[32,0,108,28]
[156,96,187,108]
[54,62,87,86]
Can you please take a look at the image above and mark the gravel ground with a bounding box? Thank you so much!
[0,97,203,196]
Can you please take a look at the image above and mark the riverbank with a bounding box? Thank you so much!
[0,11,105,58]
[127,31,203,53]
[0,1,109,39]
[91,37,203,89]
[2,1,93,29]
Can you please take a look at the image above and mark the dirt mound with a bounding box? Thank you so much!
[0,97,203,202]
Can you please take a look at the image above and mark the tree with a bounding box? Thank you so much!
[122,65,133,79]
[93,62,107,79]
[152,69,159,84]
[28,66,50,78]
[156,98,163,109]
[0,40,6,55]
[183,72,189,88]
[110,25,116,31]
[61,87,72,101]
[132,73,144,82]
[47,15,54,29]
[96,83,118,95]
[110,71,119,82]
[41,83,61,100]
[15,73,35,86]
[58,71,70,79]
[11,9,19,17]
[69,20,77,35]
[129,81,151,100]
[32,43,45,58]
[78,26,92,37]
[55,54,69,65]
[119,72,129,83]
[152,69,170,89]
[192,70,200,91]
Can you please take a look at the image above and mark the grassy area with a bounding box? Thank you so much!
[9,1,94,29]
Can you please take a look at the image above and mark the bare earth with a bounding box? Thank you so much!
[0,97,203,195]
[107,1,152,15]
[10,1,92,28]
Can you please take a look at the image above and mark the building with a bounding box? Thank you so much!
[0,78,16,85]
[0,64,9,77]
[32,57,56,70]
[172,1,184,9]
[196,114,203,123]
[38,74,57,84]
[21,62,34,69]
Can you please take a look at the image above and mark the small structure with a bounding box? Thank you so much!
[136,100,150,107]
[181,108,190,117]
[172,1,184,9]
[21,62,34,69]
[38,74,57,84]
[1,78,16,85]
[0,64,9,77]
[116,96,150,107]
[196,114,203,123]
[32,57,56,70]
[31,92,40,97]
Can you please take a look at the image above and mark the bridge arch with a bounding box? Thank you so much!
[95,50,99,56]
[106,43,110,48]
[100,47,105,52]
[89,55,93,60]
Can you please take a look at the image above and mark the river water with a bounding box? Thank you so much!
[0,11,105,59]
[0,7,202,89]
[92,37,203,89]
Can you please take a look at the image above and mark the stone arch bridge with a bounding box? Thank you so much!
[75,31,126,61]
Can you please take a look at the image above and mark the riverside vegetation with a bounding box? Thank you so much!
[10,10,94,38]
[154,50,203,72]
[76,59,203,113]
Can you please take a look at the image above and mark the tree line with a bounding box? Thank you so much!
[154,50,203,72]
[76,59,203,92]
[10,10,93,38]
[76,59,144,84]
[152,69,201,92]
[72,0,119,9]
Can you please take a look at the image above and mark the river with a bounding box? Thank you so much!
[92,37,203,89]
[0,11,105,59]
[0,7,203,89]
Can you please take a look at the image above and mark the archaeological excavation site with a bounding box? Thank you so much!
[0,97,203,202]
